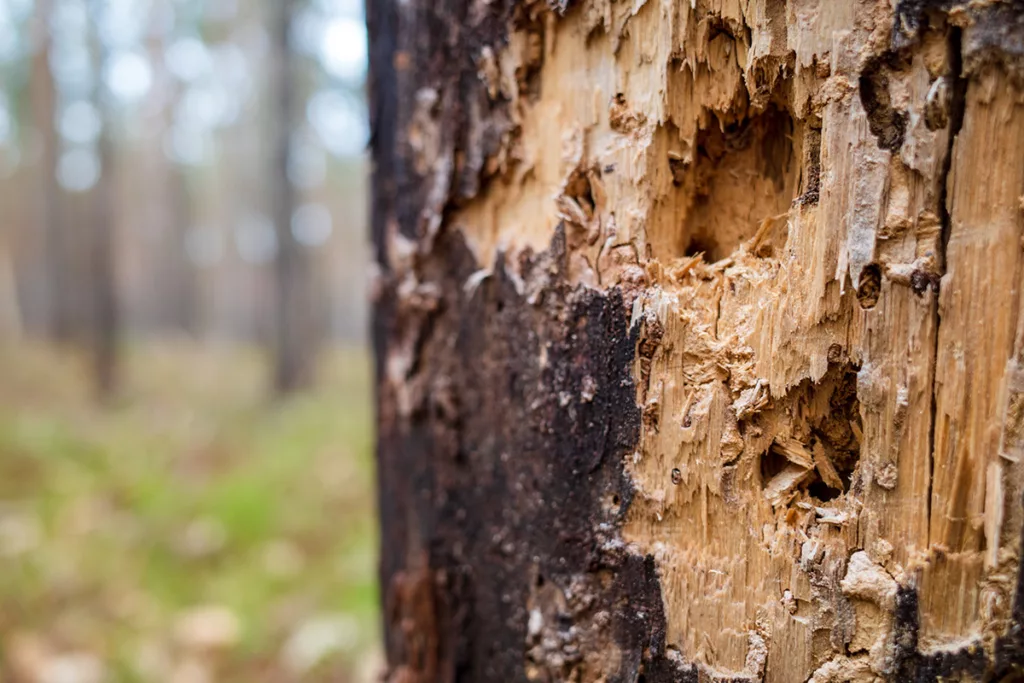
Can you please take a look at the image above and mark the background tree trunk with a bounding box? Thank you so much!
[88,0,118,398]
[370,1,1024,681]
[270,0,314,395]
[151,27,197,338]
[30,0,69,342]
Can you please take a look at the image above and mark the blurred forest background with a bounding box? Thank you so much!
[0,0,378,681]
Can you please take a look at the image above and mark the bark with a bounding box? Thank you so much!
[270,0,315,394]
[152,29,197,337]
[0,219,21,340]
[370,1,1024,681]
[89,1,117,398]
[88,137,117,397]
[30,0,69,341]
[166,166,197,335]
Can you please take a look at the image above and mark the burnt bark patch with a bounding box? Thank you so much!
[375,0,525,243]
[892,525,1024,683]
[893,1,1024,87]
[375,225,684,681]
[891,584,990,683]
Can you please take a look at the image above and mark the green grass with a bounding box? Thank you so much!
[0,342,379,682]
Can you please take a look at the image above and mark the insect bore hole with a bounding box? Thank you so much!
[857,264,882,310]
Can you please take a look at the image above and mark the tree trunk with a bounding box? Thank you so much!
[270,0,314,394]
[166,165,197,336]
[370,1,1024,681]
[30,0,69,342]
[153,27,197,337]
[89,1,118,398]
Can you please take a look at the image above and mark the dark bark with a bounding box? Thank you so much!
[375,228,681,682]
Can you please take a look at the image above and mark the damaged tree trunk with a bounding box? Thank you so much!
[369,0,1024,681]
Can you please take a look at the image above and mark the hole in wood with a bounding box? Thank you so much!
[857,264,882,310]
[683,238,713,259]
[651,104,803,263]
[859,53,909,152]
[759,362,862,506]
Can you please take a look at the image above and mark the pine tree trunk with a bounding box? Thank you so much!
[89,0,117,398]
[369,1,1024,680]
[31,0,69,342]
[270,0,314,394]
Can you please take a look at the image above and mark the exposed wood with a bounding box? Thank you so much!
[370,0,1024,680]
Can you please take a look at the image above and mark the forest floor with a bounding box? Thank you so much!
[0,342,380,683]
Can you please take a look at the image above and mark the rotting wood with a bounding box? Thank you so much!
[370,0,1024,681]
